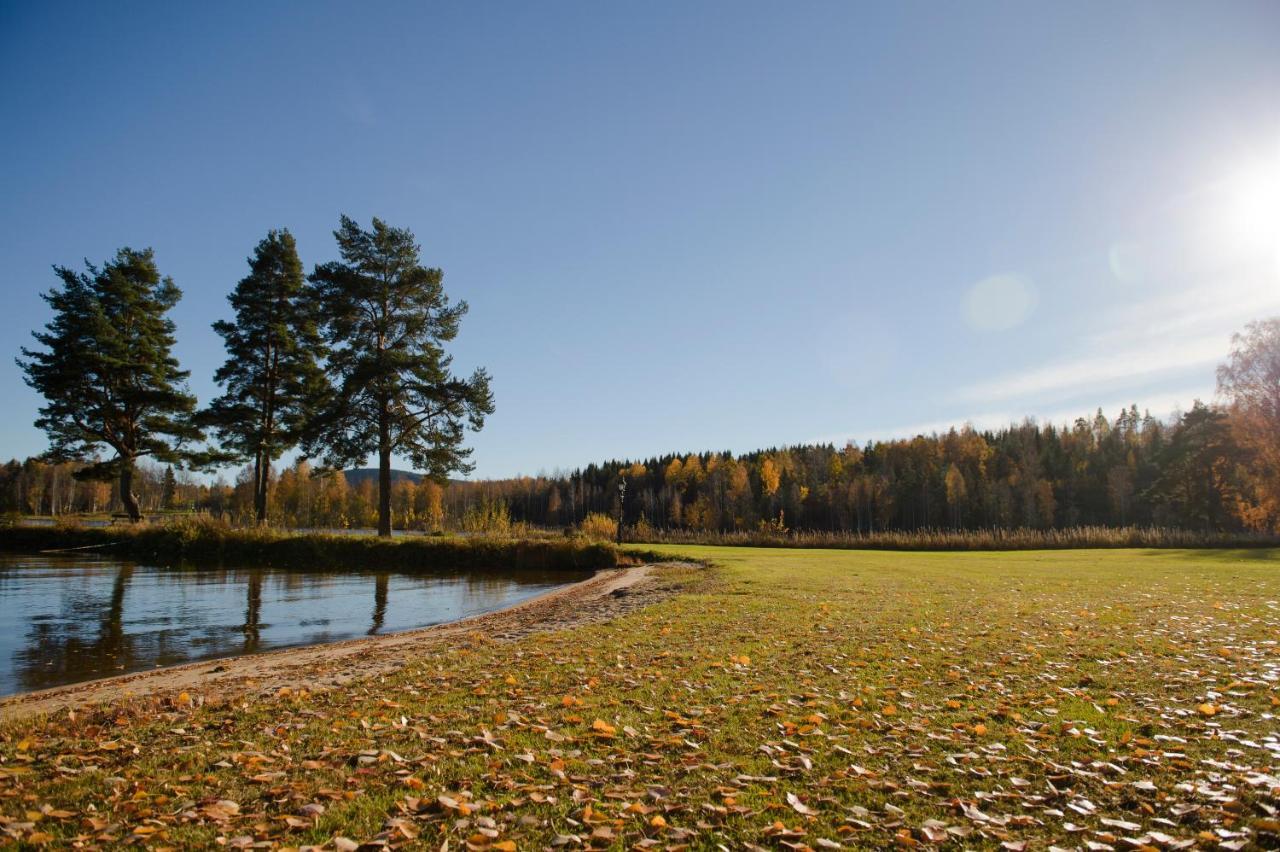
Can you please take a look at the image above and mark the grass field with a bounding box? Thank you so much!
[2,546,1279,849]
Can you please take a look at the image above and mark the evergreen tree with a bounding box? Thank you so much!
[161,465,177,510]
[304,216,493,536]
[1144,402,1240,531]
[201,229,326,524]
[18,248,202,521]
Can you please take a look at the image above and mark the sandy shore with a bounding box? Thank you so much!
[2,562,675,723]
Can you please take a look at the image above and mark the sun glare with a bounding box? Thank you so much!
[1214,142,1280,278]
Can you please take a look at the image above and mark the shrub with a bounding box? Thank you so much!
[460,498,511,535]
[580,512,618,541]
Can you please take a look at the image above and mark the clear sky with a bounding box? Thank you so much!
[2,1,1279,479]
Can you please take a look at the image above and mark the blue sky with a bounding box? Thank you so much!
[2,1,1279,479]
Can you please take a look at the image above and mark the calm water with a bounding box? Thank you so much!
[0,554,587,696]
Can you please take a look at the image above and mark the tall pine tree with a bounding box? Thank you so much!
[201,229,326,524]
[304,216,493,536]
[18,248,202,521]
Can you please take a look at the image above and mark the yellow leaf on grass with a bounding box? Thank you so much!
[1197,703,1218,716]
[592,718,617,736]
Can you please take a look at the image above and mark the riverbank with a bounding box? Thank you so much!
[0,521,627,572]
[2,546,1278,848]
[1,561,679,720]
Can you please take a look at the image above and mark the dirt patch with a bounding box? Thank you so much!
[1,562,690,723]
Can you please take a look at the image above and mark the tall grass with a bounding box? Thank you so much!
[0,516,626,572]
[627,525,1280,551]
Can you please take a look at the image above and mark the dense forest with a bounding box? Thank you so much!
[3,394,1276,536]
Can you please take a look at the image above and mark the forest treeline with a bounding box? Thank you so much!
[6,332,1280,537]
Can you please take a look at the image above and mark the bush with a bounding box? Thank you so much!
[460,499,511,535]
[580,512,618,542]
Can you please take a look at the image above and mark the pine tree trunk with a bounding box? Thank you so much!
[378,414,392,537]
[119,460,141,522]
[254,450,268,526]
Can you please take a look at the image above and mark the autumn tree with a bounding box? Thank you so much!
[414,478,445,530]
[1217,318,1280,530]
[18,248,202,521]
[305,216,494,536]
[944,463,967,527]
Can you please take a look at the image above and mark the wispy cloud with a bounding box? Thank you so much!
[956,267,1278,407]
[953,333,1226,404]
[1086,278,1280,349]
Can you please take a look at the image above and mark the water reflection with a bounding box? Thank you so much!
[370,573,389,635]
[244,571,263,653]
[0,555,586,696]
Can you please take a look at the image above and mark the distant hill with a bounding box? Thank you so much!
[342,468,424,487]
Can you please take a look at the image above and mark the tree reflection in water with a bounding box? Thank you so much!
[243,571,262,653]
[369,573,389,635]
[0,555,586,695]
[9,563,136,691]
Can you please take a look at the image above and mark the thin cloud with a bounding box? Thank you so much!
[1087,278,1280,349]
[953,333,1226,405]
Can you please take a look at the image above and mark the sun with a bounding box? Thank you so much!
[1214,141,1280,277]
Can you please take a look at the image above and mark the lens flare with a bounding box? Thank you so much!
[964,273,1037,332]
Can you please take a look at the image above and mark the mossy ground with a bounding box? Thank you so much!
[2,546,1278,849]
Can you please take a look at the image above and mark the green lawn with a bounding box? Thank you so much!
[3,547,1279,849]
